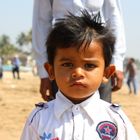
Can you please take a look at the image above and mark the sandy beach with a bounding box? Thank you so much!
[0,72,140,139]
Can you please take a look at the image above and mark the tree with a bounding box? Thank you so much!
[16,32,27,46]
[26,29,32,43]
[0,44,19,56]
[0,34,22,64]
[16,30,32,53]
[0,35,10,48]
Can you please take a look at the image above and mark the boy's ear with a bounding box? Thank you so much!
[102,65,115,83]
[44,62,55,80]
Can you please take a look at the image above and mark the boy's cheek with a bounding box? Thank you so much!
[57,72,71,83]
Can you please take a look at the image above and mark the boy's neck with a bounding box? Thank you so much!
[60,91,93,104]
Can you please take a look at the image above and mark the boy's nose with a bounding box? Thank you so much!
[71,68,84,79]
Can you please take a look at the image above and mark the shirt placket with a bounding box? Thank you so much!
[72,105,83,140]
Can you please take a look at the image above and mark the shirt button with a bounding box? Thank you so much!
[72,105,80,112]
[74,134,80,139]
[75,107,79,110]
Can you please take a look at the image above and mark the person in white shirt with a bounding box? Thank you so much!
[21,11,139,140]
[32,0,126,102]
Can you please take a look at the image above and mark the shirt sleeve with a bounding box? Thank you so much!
[20,109,41,140]
[102,0,126,71]
[32,0,52,78]
[20,123,38,140]
[119,109,140,139]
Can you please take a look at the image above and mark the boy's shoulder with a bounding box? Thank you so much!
[101,100,127,123]
[34,100,54,114]
[109,103,121,112]
[35,102,49,108]
[27,101,55,125]
[101,99,121,112]
[101,100,123,114]
[34,101,54,111]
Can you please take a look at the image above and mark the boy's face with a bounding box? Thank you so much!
[45,41,114,103]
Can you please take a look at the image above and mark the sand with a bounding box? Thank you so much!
[0,71,140,139]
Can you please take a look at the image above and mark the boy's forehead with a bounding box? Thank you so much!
[55,41,103,59]
[56,40,103,52]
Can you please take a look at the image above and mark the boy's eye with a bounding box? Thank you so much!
[61,63,73,68]
[84,63,96,69]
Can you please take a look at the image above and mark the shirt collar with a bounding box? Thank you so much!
[54,90,102,121]
[54,91,73,119]
[80,90,102,122]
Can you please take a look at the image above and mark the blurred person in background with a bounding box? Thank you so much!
[11,55,21,79]
[125,58,138,95]
[0,56,3,79]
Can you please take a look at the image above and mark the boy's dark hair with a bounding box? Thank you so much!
[46,10,115,67]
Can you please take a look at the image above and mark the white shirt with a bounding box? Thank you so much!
[20,91,139,140]
[32,0,126,78]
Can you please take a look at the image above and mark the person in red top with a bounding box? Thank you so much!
[125,58,138,95]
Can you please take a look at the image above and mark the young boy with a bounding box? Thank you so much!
[21,11,139,140]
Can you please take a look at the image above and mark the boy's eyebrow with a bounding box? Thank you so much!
[59,57,101,62]
[59,57,74,61]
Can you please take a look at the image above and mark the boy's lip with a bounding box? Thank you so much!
[70,82,87,88]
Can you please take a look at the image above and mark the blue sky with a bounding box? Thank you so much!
[0,0,33,42]
[0,0,140,60]
[121,0,140,60]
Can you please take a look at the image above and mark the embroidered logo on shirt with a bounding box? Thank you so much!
[96,121,118,140]
[40,132,59,140]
